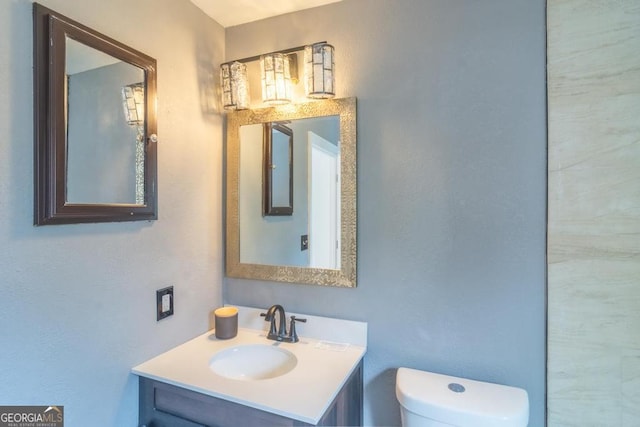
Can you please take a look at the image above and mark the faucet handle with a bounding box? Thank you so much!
[260,312,277,336]
[288,316,307,343]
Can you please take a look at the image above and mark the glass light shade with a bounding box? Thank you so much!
[122,83,145,125]
[304,43,335,99]
[221,61,250,110]
[261,53,292,105]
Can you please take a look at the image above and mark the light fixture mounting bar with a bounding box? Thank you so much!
[221,41,328,66]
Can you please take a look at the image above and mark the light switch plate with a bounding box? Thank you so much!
[156,286,174,321]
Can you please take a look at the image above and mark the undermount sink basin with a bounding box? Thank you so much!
[209,344,297,381]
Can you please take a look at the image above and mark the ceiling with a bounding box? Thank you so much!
[189,0,342,28]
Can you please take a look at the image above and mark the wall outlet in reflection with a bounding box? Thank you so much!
[156,286,174,321]
[301,234,309,251]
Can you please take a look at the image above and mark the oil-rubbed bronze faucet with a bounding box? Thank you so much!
[260,305,306,343]
[262,304,286,339]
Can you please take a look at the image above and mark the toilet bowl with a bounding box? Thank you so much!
[396,367,529,427]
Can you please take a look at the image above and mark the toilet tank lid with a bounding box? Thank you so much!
[396,367,529,427]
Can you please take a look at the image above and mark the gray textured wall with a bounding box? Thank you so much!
[0,0,224,424]
[224,0,547,425]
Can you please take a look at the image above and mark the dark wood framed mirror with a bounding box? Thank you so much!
[263,122,293,216]
[33,3,157,225]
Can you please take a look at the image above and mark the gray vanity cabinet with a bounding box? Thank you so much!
[138,361,363,427]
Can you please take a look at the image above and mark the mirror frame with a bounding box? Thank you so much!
[263,122,294,216]
[33,3,158,225]
[226,97,357,287]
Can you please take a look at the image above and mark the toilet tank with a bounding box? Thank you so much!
[396,367,529,427]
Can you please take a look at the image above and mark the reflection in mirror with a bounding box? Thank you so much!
[241,117,339,268]
[263,122,293,216]
[33,3,157,225]
[227,98,356,287]
[65,37,145,205]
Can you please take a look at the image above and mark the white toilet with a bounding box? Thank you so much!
[396,367,529,427]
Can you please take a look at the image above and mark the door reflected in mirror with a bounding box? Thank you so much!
[65,37,146,205]
[226,97,356,287]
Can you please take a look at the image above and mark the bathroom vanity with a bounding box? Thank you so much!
[138,362,362,426]
[133,306,367,426]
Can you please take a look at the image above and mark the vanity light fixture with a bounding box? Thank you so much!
[219,41,335,110]
[221,61,250,110]
[260,53,292,105]
[304,42,335,98]
[122,83,145,125]
[121,83,147,203]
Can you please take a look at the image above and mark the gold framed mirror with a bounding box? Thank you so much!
[226,98,357,287]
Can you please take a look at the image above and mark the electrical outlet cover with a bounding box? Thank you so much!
[156,286,174,321]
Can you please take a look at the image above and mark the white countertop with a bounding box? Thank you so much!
[132,306,367,424]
